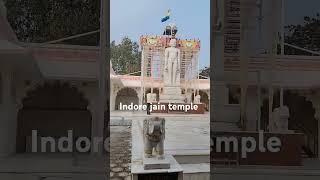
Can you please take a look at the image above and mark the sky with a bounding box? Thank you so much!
[285,0,320,25]
[111,0,210,68]
[111,0,320,68]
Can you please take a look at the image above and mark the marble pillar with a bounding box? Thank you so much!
[305,92,320,159]
[246,87,258,131]
[110,84,116,111]
[0,67,17,157]
[311,99,320,159]
[212,0,227,123]
[84,87,105,155]
[160,39,184,103]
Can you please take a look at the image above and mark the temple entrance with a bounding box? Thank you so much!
[16,81,92,153]
[115,88,139,110]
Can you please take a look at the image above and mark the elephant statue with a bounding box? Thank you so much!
[194,94,201,104]
[143,116,165,159]
[269,106,289,132]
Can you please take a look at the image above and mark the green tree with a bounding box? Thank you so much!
[4,0,99,45]
[285,13,320,55]
[199,66,210,79]
[111,37,141,75]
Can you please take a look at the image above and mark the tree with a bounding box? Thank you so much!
[4,0,99,45]
[199,66,210,79]
[285,13,320,55]
[111,37,141,75]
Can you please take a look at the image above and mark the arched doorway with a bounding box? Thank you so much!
[115,88,139,110]
[16,81,92,153]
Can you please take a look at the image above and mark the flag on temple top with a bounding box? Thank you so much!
[161,9,171,22]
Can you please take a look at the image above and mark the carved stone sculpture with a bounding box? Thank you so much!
[186,93,192,103]
[194,94,201,104]
[146,93,152,104]
[270,106,289,132]
[159,38,184,103]
[151,93,157,103]
[147,93,157,103]
[143,117,165,159]
[164,38,180,86]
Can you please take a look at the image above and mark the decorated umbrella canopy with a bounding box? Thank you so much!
[163,24,178,37]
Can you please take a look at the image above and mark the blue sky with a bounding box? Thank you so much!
[111,0,320,68]
[285,0,320,25]
[111,0,210,68]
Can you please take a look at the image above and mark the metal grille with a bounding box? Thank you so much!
[143,46,165,80]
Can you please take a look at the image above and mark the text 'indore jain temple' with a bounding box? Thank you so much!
[111,30,210,113]
[0,0,210,179]
[112,14,211,180]
[1,0,320,179]
[212,0,320,180]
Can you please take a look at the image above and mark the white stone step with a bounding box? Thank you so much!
[162,86,182,93]
[110,117,132,126]
[174,154,210,164]
[181,163,210,180]
[212,122,240,131]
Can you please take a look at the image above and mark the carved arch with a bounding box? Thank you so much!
[115,87,139,110]
[16,80,92,153]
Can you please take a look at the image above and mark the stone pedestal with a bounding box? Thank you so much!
[132,120,184,180]
[159,86,184,103]
[143,155,171,170]
[132,155,183,180]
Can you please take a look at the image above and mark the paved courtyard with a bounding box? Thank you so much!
[110,125,132,180]
[110,111,210,180]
